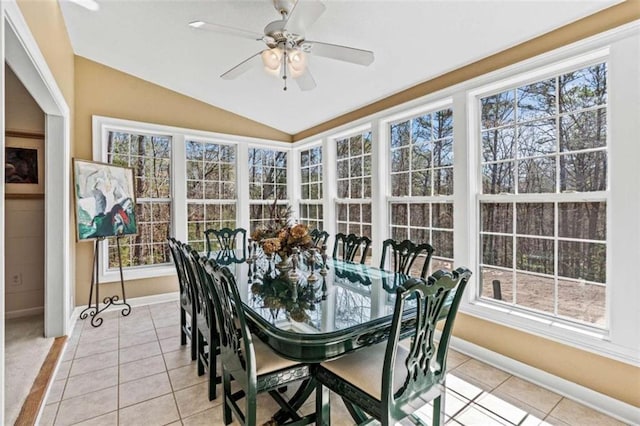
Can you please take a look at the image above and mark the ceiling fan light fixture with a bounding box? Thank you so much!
[288,50,306,76]
[261,48,282,73]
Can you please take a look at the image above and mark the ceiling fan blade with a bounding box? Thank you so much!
[302,40,374,66]
[283,0,326,35]
[293,67,316,91]
[220,51,263,80]
[189,20,263,41]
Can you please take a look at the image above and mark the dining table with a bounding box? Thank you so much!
[208,247,456,423]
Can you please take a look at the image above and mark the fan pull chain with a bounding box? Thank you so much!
[282,48,288,91]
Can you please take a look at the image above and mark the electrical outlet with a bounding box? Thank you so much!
[10,273,22,286]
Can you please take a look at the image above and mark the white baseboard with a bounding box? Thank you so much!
[5,306,44,319]
[71,291,180,323]
[449,336,640,425]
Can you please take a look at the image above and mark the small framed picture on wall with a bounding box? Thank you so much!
[4,133,45,198]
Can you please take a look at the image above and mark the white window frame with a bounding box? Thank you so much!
[92,115,290,283]
[381,100,456,273]
[461,28,640,364]
[291,24,640,365]
[296,141,325,230]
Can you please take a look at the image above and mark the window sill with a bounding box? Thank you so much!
[461,299,640,366]
[99,264,175,284]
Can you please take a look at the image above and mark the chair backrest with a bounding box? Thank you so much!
[379,239,435,279]
[168,238,194,309]
[332,233,372,264]
[310,229,330,247]
[179,243,207,319]
[382,267,471,421]
[204,227,247,256]
[204,261,256,390]
[186,247,217,335]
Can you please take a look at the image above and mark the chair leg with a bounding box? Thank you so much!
[180,308,187,345]
[433,395,443,426]
[208,330,217,400]
[197,330,205,376]
[315,382,330,426]
[190,312,197,361]
[246,388,257,426]
[223,370,233,425]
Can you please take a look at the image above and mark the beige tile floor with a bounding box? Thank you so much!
[39,301,626,425]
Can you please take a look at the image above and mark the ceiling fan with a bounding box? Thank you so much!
[189,0,375,91]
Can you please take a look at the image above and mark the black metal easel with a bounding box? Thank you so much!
[79,236,132,327]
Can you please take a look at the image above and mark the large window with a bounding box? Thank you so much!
[248,148,288,231]
[299,145,323,231]
[185,140,237,252]
[479,62,607,327]
[389,107,454,275]
[106,130,172,269]
[335,132,373,261]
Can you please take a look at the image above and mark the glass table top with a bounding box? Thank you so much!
[209,249,453,362]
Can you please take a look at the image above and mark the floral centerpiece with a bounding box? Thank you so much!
[250,201,313,262]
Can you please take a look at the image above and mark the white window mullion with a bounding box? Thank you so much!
[237,143,250,231]
[323,137,337,248]
[173,133,187,241]
[370,117,385,267]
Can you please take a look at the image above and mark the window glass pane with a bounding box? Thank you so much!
[391,121,410,148]
[558,241,606,283]
[517,78,556,121]
[481,90,515,129]
[482,127,515,162]
[481,234,513,268]
[106,132,172,269]
[482,162,514,194]
[516,237,554,274]
[559,151,607,192]
[560,109,607,152]
[558,202,606,240]
[559,63,607,113]
[516,203,554,236]
[517,156,555,194]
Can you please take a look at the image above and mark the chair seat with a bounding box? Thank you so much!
[253,335,299,376]
[320,341,410,400]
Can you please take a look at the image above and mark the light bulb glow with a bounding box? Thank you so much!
[261,48,282,72]
[287,50,306,77]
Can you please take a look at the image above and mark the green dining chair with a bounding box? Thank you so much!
[181,244,221,400]
[168,238,197,361]
[315,267,472,426]
[205,227,247,257]
[204,261,315,426]
[310,229,330,247]
[332,233,372,264]
[379,238,435,279]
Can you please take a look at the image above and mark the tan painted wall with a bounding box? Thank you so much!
[16,0,75,108]
[73,56,291,305]
[4,65,45,314]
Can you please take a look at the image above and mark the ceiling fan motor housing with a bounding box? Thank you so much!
[264,20,304,49]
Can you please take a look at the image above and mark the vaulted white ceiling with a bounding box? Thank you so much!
[59,0,620,135]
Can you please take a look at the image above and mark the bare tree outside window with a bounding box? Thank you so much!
[389,107,454,276]
[299,146,324,231]
[479,63,608,326]
[249,148,288,231]
[185,140,237,252]
[106,131,172,269]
